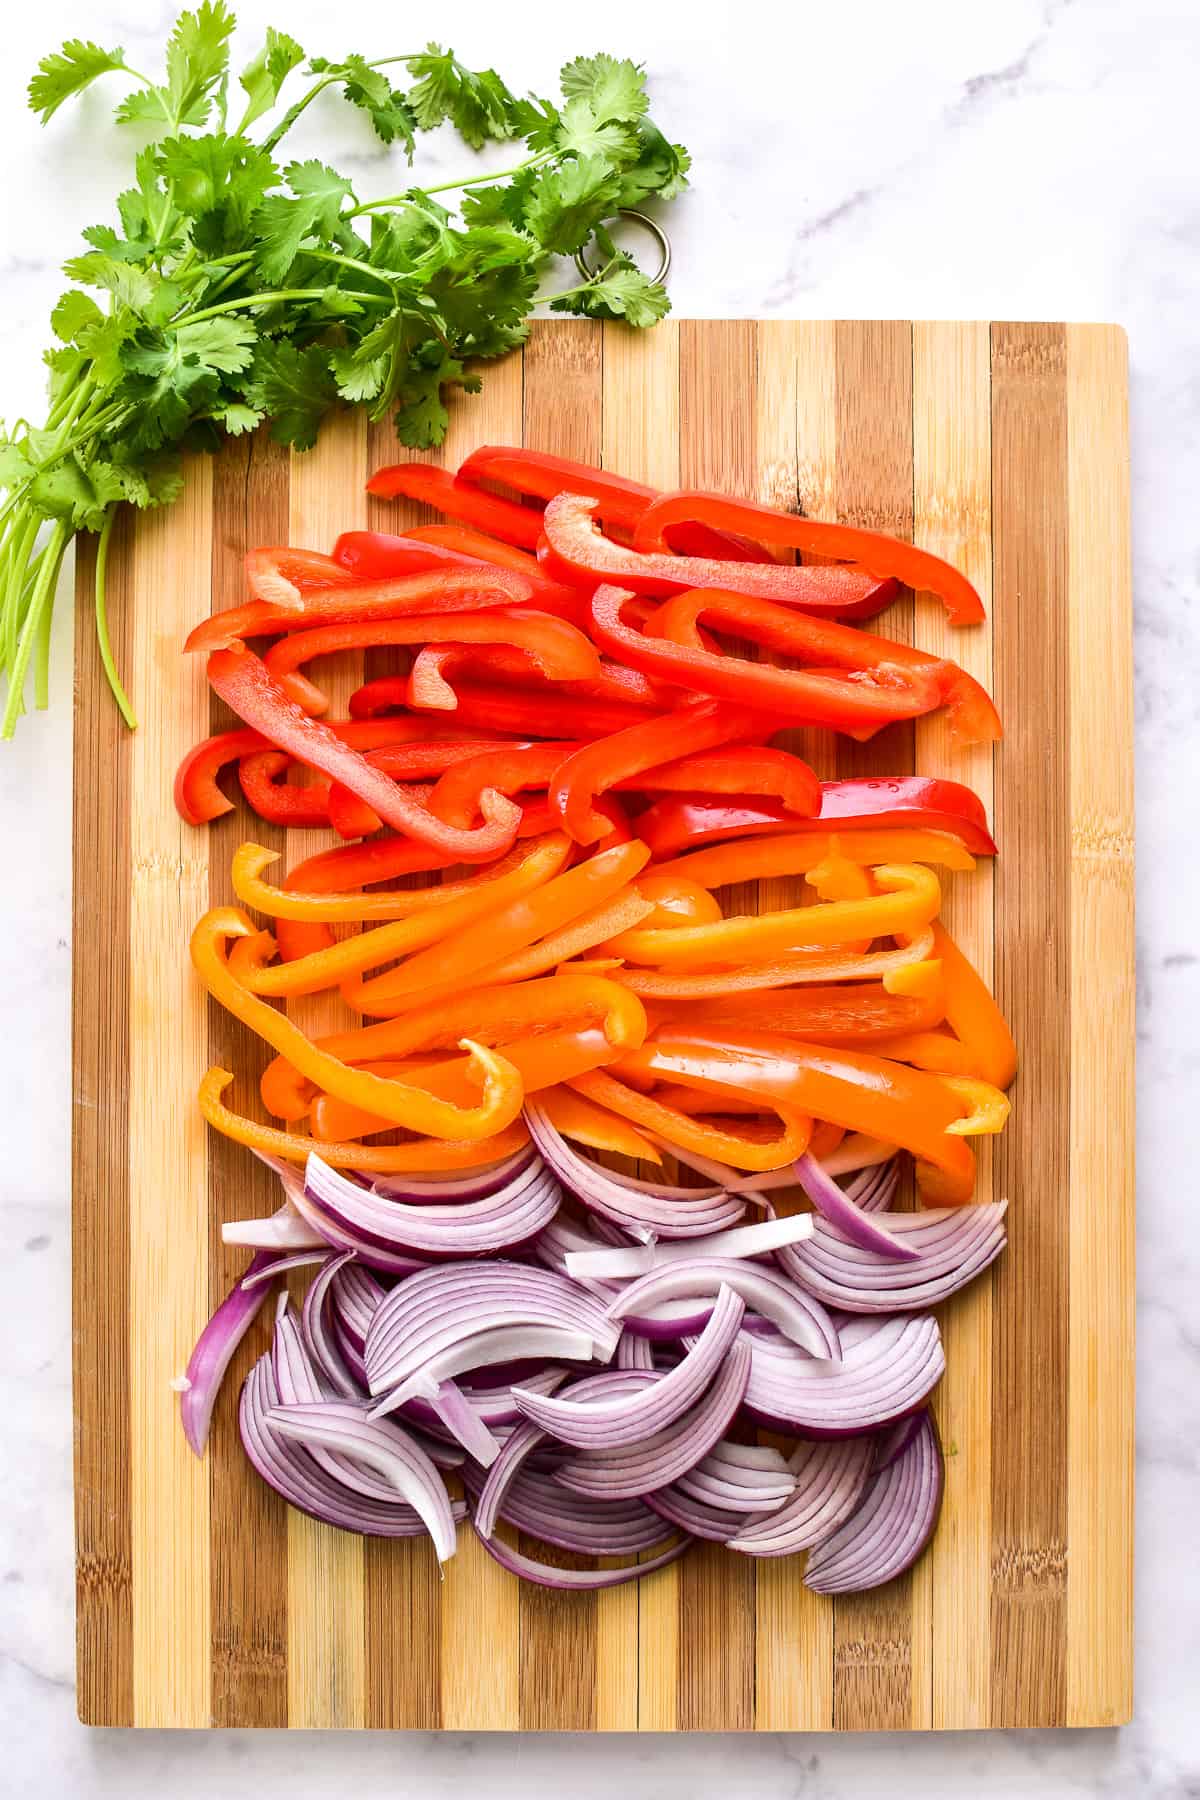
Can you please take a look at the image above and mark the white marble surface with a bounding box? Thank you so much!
[1,0,1196,1791]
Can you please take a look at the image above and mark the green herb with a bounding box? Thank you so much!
[1,4,689,738]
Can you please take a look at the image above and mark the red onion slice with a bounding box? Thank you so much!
[371,1324,596,1416]
[328,1262,386,1350]
[728,1435,875,1555]
[617,1332,656,1372]
[179,1250,284,1456]
[223,1213,328,1250]
[471,1520,691,1590]
[793,1152,921,1261]
[305,1151,562,1257]
[513,1287,744,1449]
[804,1409,943,1593]
[463,1464,673,1556]
[643,1484,751,1543]
[428,1378,502,1466]
[606,1258,840,1360]
[778,1204,1007,1311]
[302,1251,363,1397]
[739,1313,945,1434]
[369,1143,537,1201]
[674,1441,794,1514]
[267,1399,458,1561]
[564,1212,815,1279]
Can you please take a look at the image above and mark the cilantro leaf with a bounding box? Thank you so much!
[316,54,418,154]
[165,0,235,129]
[555,96,640,164]
[157,132,277,254]
[28,40,131,123]
[252,159,355,282]
[560,55,648,124]
[212,401,264,436]
[238,28,305,131]
[51,291,104,344]
[616,119,692,206]
[552,258,671,328]
[524,156,623,254]
[245,341,338,448]
[329,308,426,411]
[29,454,127,530]
[406,44,517,148]
[0,433,34,490]
[61,252,157,313]
[173,316,258,374]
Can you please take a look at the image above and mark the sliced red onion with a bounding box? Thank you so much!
[305,1151,562,1258]
[267,1399,458,1561]
[739,1313,945,1434]
[365,1262,618,1399]
[727,1436,875,1555]
[329,1262,387,1350]
[240,1354,464,1537]
[793,1153,920,1261]
[606,1259,840,1360]
[805,1409,943,1593]
[400,1365,567,1436]
[617,1332,656,1372]
[241,1250,329,1288]
[777,1204,1007,1312]
[334,1320,369,1388]
[370,1143,536,1200]
[471,1376,655,1536]
[524,1099,746,1239]
[643,1484,751,1543]
[553,1341,751,1500]
[565,1212,815,1280]
[871,1412,927,1473]
[513,1286,744,1449]
[674,1441,795,1514]
[471,1519,690,1590]
[462,1463,672,1556]
[301,1250,363,1398]
[371,1324,596,1417]
[428,1378,502,1466]
[223,1213,328,1250]
[846,1158,900,1213]
[286,1178,436,1275]
[179,1250,284,1457]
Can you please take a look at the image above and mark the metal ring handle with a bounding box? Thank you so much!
[574,209,672,287]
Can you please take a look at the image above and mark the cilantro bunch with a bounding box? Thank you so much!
[0,3,689,738]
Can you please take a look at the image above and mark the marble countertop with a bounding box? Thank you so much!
[2,0,1196,1791]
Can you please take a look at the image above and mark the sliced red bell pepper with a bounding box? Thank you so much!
[185,565,536,655]
[428,740,577,827]
[634,490,986,625]
[272,836,500,963]
[263,609,601,715]
[647,588,1001,745]
[405,641,662,714]
[543,494,897,616]
[407,675,654,741]
[516,794,630,844]
[244,546,360,603]
[548,701,773,845]
[326,742,514,840]
[207,643,521,861]
[238,750,332,828]
[332,529,483,580]
[588,584,946,735]
[612,746,822,814]
[366,463,543,549]
[400,523,585,611]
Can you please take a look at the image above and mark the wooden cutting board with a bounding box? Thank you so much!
[71,319,1134,1731]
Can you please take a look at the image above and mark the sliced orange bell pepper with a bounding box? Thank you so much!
[535,1084,662,1163]
[617,928,938,1000]
[869,1031,987,1076]
[651,828,976,889]
[235,839,530,929]
[191,909,523,1140]
[632,1027,978,1202]
[469,889,655,988]
[632,872,723,929]
[344,839,651,1015]
[226,834,570,998]
[610,864,941,969]
[653,979,946,1044]
[569,1069,812,1173]
[199,1068,529,1170]
[931,923,1018,1089]
[272,836,495,963]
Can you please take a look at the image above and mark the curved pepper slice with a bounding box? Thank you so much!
[646,587,1001,745]
[408,675,655,740]
[611,863,941,969]
[233,838,531,927]
[184,566,535,654]
[648,810,987,873]
[207,643,521,862]
[868,1031,986,1076]
[366,463,545,549]
[616,746,822,815]
[345,839,652,1015]
[259,973,648,1120]
[588,586,946,736]
[271,835,499,963]
[200,1068,530,1170]
[549,700,773,845]
[633,490,987,625]
[535,1084,662,1162]
[543,494,896,616]
[467,889,655,988]
[192,909,524,1139]
[940,1076,1012,1135]
[407,642,661,712]
[332,529,484,580]
[616,928,938,1000]
[244,546,359,603]
[427,740,579,827]
[458,444,659,531]
[263,609,601,717]
[325,740,517,839]
[228,834,570,998]
[237,750,331,828]
[630,1028,978,1202]
[931,923,1019,1089]
[569,1069,812,1173]
[663,981,946,1043]
[633,872,724,929]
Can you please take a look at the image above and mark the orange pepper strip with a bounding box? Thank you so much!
[808,1120,846,1159]
[652,979,946,1044]
[611,865,941,969]
[234,839,533,927]
[628,1027,977,1203]
[569,1068,812,1173]
[345,839,651,1015]
[931,923,1019,1089]
[869,1031,988,1076]
[229,834,569,998]
[652,829,976,887]
[617,929,938,1000]
[468,890,653,988]
[940,1076,1012,1136]
[198,1069,528,1170]
[259,974,647,1122]
[804,843,875,903]
[310,1026,620,1141]
[633,872,723,928]
[645,1084,773,1117]
[192,908,523,1140]
[536,1084,662,1162]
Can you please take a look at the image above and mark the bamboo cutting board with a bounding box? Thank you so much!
[71,319,1134,1731]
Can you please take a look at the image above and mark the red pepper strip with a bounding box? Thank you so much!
[402,523,585,613]
[549,700,772,846]
[404,642,663,714]
[637,778,998,860]
[326,741,515,839]
[613,746,821,816]
[185,566,535,655]
[207,643,521,862]
[366,463,544,550]
[238,750,332,828]
[264,610,601,716]
[407,676,654,741]
[543,493,897,616]
[629,1029,978,1203]
[332,529,484,580]
[660,520,775,563]
[244,546,360,603]
[647,588,1001,746]
[588,585,945,736]
[518,794,630,844]
[634,490,986,626]
[428,741,580,827]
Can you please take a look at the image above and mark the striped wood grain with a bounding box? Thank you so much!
[71,320,1133,1729]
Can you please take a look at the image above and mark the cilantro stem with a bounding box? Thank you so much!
[178,287,385,327]
[0,520,69,739]
[92,508,137,730]
[348,152,556,219]
[255,54,418,148]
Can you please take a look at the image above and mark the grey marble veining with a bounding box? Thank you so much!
[2,0,1197,1791]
